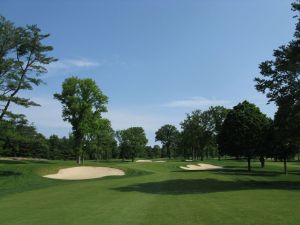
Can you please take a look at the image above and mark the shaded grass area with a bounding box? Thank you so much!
[114,178,300,195]
[0,159,299,225]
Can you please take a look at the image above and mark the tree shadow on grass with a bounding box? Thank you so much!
[216,168,300,176]
[26,160,52,164]
[174,167,300,177]
[0,160,26,164]
[113,179,300,195]
[0,159,52,164]
[0,170,22,177]
[215,169,282,177]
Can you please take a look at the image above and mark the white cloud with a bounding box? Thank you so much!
[64,59,100,67]
[47,58,100,72]
[46,56,129,74]
[164,97,230,108]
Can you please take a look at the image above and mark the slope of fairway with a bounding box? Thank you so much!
[0,159,299,225]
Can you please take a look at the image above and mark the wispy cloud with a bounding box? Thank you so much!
[164,97,230,108]
[47,58,100,71]
[64,59,100,67]
[46,55,129,72]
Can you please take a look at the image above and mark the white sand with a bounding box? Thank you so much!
[180,163,223,171]
[154,160,166,163]
[136,160,153,162]
[43,166,125,180]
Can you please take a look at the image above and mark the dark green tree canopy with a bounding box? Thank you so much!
[155,124,179,159]
[218,101,270,170]
[254,1,300,173]
[117,127,148,161]
[0,15,57,120]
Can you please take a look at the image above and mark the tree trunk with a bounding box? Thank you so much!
[247,157,251,171]
[192,147,194,161]
[259,155,265,168]
[77,155,81,164]
[284,156,287,175]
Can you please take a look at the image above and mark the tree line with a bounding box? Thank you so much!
[0,2,299,173]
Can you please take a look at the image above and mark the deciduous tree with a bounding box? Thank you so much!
[155,124,179,159]
[54,76,108,164]
[254,2,300,173]
[117,127,148,162]
[218,101,270,171]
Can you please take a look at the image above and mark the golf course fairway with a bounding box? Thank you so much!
[0,159,299,225]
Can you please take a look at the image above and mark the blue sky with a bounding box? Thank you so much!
[1,0,296,146]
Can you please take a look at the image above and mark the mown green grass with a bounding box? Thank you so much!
[0,159,299,225]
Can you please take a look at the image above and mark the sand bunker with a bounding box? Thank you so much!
[136,160,153,162]
[180,163,222,171]
[43,166,125,180]
[136,160,166,163]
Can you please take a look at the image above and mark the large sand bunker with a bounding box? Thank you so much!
[43,166,125,180]
[180,163,222,171]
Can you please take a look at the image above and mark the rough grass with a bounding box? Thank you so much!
[0,159,299,225]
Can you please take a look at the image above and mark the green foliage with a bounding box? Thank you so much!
[206,106,229,135]
[54,76,108,163]
[254,2,300,173]
[0,15,57,120]
[272,105,300,160]
[117,127,148,161]
[85,118,117,160]
[218,101,270,171]
[254,2,300,106]
[48,135,75,160]
[155,124,179,158]
[179,107,227,160]
[0,119,49,158]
